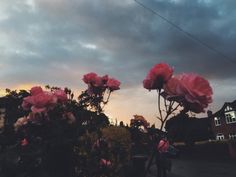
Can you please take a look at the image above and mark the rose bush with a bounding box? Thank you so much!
[0,72,123,177]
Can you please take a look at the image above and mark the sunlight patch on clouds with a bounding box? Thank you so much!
[25,0,36,12]
[12,49,39,58]
[81,43,97,50]
[198,0,212,4]
[170,0,184,3]
[0,13,9,21]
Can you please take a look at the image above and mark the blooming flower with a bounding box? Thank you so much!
[21,138,29,146]
[53,89,68,103]
[143,63,173,90]
[157,139,169,153]
[101,75,109,84]
[82,72,102,87]
[164,73,213,113]
[30,92,55,113]
[106,78,121,91]
[22,96,34,110]
[22,87,64,114]
[30,86,43,96]
[100,158,112,167]
[179,73,213,113]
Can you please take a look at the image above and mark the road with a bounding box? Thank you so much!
[147,158,236,177]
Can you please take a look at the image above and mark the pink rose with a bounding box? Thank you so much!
[163,77,184,101]
[30,86,43,96]
[100,159,112,167]
[22,90,57,113]
[31,106,47,113]
[101,75,109,84]
[143,63,173,90]
[53,89,68,103]
[32,92,53,107]
[21,138,29,146]
[22,96,34,110]
[179,73,213,113]
[165,73,213,113]
[83,72,97,84]
[143,79,153,90]
[157,139,169,153]
[83,72,102,87]
[107,78,121,91]
[30,92,55,113]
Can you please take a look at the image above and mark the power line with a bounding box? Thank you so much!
[134,0,236,64]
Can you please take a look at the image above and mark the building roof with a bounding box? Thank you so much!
[213,100,236,117]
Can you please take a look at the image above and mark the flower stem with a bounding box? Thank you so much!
[102,90,111,110]
[157,89,163,130]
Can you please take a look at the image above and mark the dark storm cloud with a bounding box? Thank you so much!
[0,0,235,117]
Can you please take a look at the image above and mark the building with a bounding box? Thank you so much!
[165,112,214,144]
[208,100,236,141]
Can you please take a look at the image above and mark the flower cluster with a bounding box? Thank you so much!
[22,86,68,113]
[14,86,70,130]
[83,72,120,94]
[80,72,121,113]
[1,74,122,177]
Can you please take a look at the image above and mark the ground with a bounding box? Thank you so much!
[147,156,236,177]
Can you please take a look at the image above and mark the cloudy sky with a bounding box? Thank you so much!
[0,0,236,126]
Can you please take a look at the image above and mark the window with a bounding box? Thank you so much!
[229,133,236,140]
[225,106,233,112]
[225,112,236,124]
[214,117,221,126]
[216,133,224,140]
